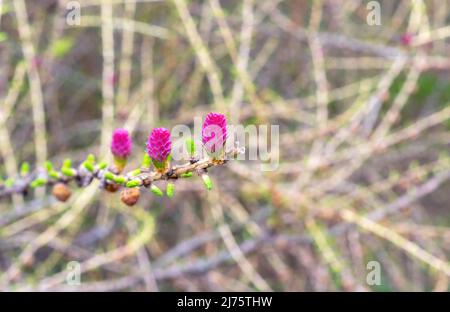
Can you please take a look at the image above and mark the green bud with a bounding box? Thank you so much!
[45,161,53,171]
[83,161,95,172]
[98,161,108,170]
[129,168,141,177]
[180,172,193,178]
[202,174,212,190]
[166,182,174,198]
[20,162,30,176]
[185,138,196,156]
[61,167,76,177]
[86,154,96,164]
[49,171,60,179]
[126,180,141,188]
[5,178,14,187]
[31,178,47,188]
[151,184,163,197]
[63,159,72,168]
[113,175,126,184]
[104,172,115,181]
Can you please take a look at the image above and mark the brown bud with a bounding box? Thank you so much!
[52,183,71,202]
[120,187,140,206]
[105,183,120,193]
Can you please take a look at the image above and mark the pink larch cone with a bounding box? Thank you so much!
[111,128,132,159]
[111,128,132,172]
[202,112,227,154]
[147,128,172,166]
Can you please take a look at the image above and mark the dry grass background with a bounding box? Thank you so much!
[0,0,450,291]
